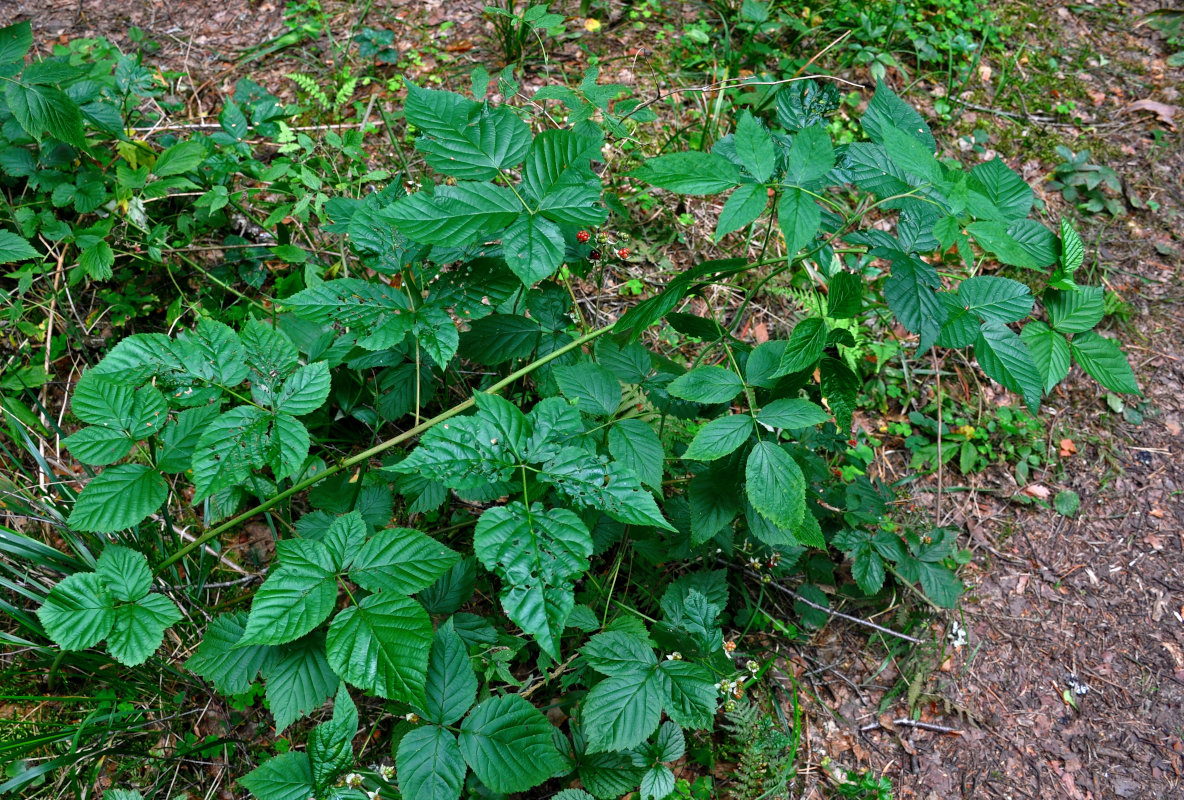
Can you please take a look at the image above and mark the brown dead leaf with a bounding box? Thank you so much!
[1166,420,1182,436]
[1059,438,1078,457]
[1145,533,1165,550]
[1021,483,1051,500]
[752,322,769,343]
[1150,508,1165,519]
[1123,99,1179,130]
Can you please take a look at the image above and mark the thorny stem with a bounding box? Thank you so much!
[155,325,614,574]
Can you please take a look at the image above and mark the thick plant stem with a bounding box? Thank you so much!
[155,324,614,574]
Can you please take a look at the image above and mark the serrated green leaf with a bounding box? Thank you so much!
[460,314,541,365]
[541,447,674,530]
[974,321,1043,412]
[522,129,606,227]
[95,545,152,602]
[1020,321,1071,393]
[935,293,980,349]
[37,572,114,651]
[734,111,776,182]
[458,694,564,792]
[326,593,433,705]
[348,527,460,595]
[0,230,40,263]
[786,124,834,186]
[683,415,753,462]
[957,276,1034,323]
[608,419,664,489]
[307,687,357,794]
[503,212,564,285]
[397,726,467,800]
[658,659,716,729]
[240,540,338,646]
[263,635,339,733]
[407,83,531,180]
[745,442,806,530]
[666,366,743,404]
[1046,286,1105,333]
[413,303,461,367]
[862,80,935,152]
[654,721,685,762]
[474,502,591,657]
[1070,331,1139,394]
[582,669,666,753]
[756,398,829,429]
[153,141,206,176]
[820,357,859,432]
[239,751,314,800]
[78,240,114,280]
[715,184,768,239]
[880,248,944,351]
[268,412,310,481]
[107,593,181,666]
[777,186,820,255]
[68,464,168,533]
[61,426,134,466]
[388,183,521,247]
[1059,218,1084,273]
[777,316,827,374]
[185,612,278,696]
[190,406,271,500]
[967,158,1033,222]
[628,152,742,195]
[827,271,862,319]
[5,82,84,146]
[880,121,941,184]
[274,362,330,415]
[285,278,413,350]
[418,626,477,725]
[581,630,656,676]
[72,371,134,427]
[554,363,621,416]
[0,21,33,65]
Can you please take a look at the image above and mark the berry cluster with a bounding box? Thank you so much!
[576,230,631,262]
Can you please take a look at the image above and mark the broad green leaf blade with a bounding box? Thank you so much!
[240,541,338,646]
[388,183,521,247]
[4,82,84,146]
[654,721,686,762]
[715,184,768,240]
[397,726,467,800]
[285,278,413,349]
[974,321,1043,412]
[1070,331,1139,394]
[239,751,314,800]
[71,371,135,427]
[523,129,607,227]
[608,419,664,489]
[965,220,1054,269]
[777,317,827,375]
[880,248,944,351]
[95,545,152,602]
[957,276,1034,323]
[418,626,477,725]
[1020,321,1071,394]
[273,362,330,415]
[107,593,182,666]
[460,314,541,365]
[541,447,674,531]
[666,365,744,404]
[777,186,821,255]
[733,111,776,182]
[820,357,859,432]
[307,687,357,794]
[861,80,936,152]
[0,21,33,65]
[745,442,806,530]
[191,407,271,501]
[582,669,665,753]
[37,572,114,651]
[185,612,278,696]
[348,527,461,595]
[268,412,310,481]
[458,694,564,793]
[0,230,40,264]
[880,122,941,184]
[407,83,531,180]
[554,363,622,416]
[153,141,207,176]
[641,766,676,800]
[326,593,433,705]
[1046,286,1105,333]
[61,426,134,466]
[68,464,168,533]
[967,158,1033,222]
[683,415,753,462]
[785,124,834,186]
[827,271,863,319]
[935,293,979,349]
[756,398,829,429]
[1059,218,1084,273]
[502,212,564,285]
[474,502,592,657]
[628,151,742,195]
[263,635,339,733]
[581,630,657,676]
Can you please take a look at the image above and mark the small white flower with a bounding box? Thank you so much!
[665,652,683,661]
[380,764,395,781]
[344,773,364,789]
[746,660,759,674]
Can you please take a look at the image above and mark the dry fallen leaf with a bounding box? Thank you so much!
[1021,483,1051,500]
[1059,438,1078,457]
[1150,508,1165,519]
[1165,420,1182,436]
[1123,99,1179,130]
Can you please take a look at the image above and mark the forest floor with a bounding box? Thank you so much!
[6,0,1184,798]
